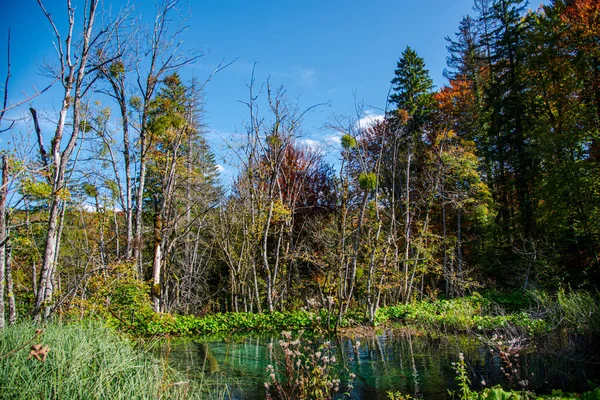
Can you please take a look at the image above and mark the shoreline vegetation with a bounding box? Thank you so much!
[2,290,598,399]
[75,285,599,338]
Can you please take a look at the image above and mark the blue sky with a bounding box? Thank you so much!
[0,0,541,181]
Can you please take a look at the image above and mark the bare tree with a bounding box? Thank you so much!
[31,0,113,320]
[94,16,137,260]
[0,28,56,120]
[0,29,11,329]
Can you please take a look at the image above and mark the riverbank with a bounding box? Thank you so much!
[3,290,597,399]
[101,291,586,338]
[2,316,598,399]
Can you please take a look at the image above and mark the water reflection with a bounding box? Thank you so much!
[156,330,599,399]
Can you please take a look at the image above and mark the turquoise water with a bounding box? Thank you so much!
[157,330,599,399]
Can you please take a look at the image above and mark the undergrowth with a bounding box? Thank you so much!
[65,264,598,339]
[529,290,600,335]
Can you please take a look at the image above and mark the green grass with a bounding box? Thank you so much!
[0,320,221,399]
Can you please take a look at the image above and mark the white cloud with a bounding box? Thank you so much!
[215,164,226,173]
[298,138,321,151]
[324,133,342,147]
[79,203,96,212]
[356,111,384,130]
[77,203,122,212]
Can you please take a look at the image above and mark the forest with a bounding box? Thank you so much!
[0,0,599,399]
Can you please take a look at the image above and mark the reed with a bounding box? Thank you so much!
[0,320,220,399]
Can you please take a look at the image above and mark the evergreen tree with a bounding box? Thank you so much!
[445,15,491,156]
[487,0,535,240]
[445,16,483,83]
[389,46,435,131]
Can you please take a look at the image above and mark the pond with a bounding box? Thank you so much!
[156,330,599,399]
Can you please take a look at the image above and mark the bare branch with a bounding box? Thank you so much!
[29,108,50,173]
[0,28,11,131]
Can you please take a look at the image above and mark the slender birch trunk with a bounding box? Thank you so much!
[32,0,101,320]
[0,155,7,329]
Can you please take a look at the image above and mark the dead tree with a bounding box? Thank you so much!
[31,0,113,320]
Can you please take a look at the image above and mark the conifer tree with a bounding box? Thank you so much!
[389,46,435,132]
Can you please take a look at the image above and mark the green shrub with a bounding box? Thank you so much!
[124,310,330,337]
[483,290,533,312]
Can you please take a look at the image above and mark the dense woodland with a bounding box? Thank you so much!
[0,0,599,330]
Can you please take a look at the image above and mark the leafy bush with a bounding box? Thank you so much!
[483,290,533,312]
[118,310,333,337]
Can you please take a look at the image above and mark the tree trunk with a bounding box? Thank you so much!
[403,151,413,303]
[33,196,61,319]
[341,190,369,318]
[133,134,148,277]
[152,216,163,313]
[6,244,15,325]
[32,0,100,320]
[263,200,275,313]
[0,155,7,329]
[457,207,463,281]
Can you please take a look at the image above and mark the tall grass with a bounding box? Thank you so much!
[0,320,221,399]
[530,289,600,334]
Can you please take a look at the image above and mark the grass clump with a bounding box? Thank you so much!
[530,289,600,335]
[0,320,206,399]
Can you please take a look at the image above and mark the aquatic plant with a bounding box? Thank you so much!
[264,330,354,400]
[529,290,600,334]
[387,391,413,400]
